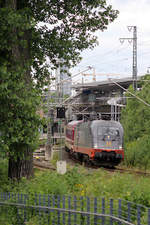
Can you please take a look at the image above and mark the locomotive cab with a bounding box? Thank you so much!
[91,120,124,165]
[91,120,123,150]
[65,119,124,167]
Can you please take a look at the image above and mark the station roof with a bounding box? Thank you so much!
[72,76,142,92]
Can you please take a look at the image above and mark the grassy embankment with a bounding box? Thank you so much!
[1,157,150,207]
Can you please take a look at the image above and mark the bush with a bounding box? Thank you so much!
[124,135,150,170]
[64,166,84,193]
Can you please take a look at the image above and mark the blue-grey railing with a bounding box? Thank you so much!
[0,192,149,224]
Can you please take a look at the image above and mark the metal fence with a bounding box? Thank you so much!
[0,192,150,225]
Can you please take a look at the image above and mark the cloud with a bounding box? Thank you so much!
[71,0,150,82]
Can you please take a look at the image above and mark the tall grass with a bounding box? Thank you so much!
[0,158,150,208]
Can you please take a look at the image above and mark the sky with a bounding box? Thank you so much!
[71,0,150,83]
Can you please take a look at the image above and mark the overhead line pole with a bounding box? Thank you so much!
[119,26,137,91]
[132,26,137,90]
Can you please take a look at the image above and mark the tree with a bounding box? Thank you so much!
[121,75,150,143]
[0,0,118,180]
[121,75,150,168]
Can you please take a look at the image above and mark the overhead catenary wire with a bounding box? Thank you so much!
[77,27,150,75]
[94,44,129,59]
[71,29,150,83]
[81,46,132,67]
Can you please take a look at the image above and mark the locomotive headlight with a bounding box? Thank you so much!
[119,146,122,149]
[94,144,98,149]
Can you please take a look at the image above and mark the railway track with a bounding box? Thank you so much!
[33,155,150,177]
[70,156,150,176]
[33,159,56,170]
[66,151,150,176]
[114,166,150,177]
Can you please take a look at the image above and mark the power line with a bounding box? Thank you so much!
[95,44,128,59]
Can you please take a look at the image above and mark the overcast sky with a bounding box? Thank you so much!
[71,0,150,83]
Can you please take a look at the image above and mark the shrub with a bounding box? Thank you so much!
[124,135,150,170]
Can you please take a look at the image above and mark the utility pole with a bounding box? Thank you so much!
[119,26,137,90]
[56,61,67,174]
[58,66,63,162]
[45,88,54,160]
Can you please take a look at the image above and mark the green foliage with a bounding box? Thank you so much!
[0,159,150,208]
[121,86,140,143]
[64,166,84,192]
[0,0,119,179]
[13,171,69,196]
[1,158,150,224]
[51,151,59,167]
[0,159,11,192]
[124,135,150,169]
[121,75,150,169]
[0,68,42,157]
[10,166,84,195]
[0,0,119,87]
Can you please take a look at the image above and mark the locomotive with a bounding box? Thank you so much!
[65,120,124,167]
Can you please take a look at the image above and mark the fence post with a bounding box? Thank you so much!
[102,197,105,225]
[148,208,150,225]
[110,198,113,225]
[43,194,45,206]
[80,196,84,225]
[137,205,141,225]
[43,194,46,223]
[39,194,42,225]
[57,195,61,225]
[47,195,51,224]
[87,197,90,225]
[17,193,20,224]
[94,197,97,225]
[118,199,122,225]
[24,194,28,223]
[68,196,71,225]
[62,195,66,225]
[34,193,38,223]
[74,196,77,225]
[48,195,51,207]
[127,202,131,222]
[6,192,9,201]
[52,195,55,225]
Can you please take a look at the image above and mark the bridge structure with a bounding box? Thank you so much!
[65,76,142,121]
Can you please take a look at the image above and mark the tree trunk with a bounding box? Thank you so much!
[8,146,33,180]
[6,0,34,180]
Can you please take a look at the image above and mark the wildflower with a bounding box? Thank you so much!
[81,190,85,196]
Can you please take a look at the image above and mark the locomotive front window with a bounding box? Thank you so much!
[91,122,123,149]
[97,127,120,140]
[107,128,119,137]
